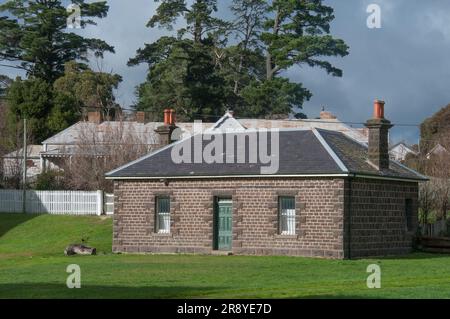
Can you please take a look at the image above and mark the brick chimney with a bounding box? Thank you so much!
[320,108,337,120]
[88,111,102,124]
[136,111,146,124]
[364,100,393,170]
[154,109,177,146]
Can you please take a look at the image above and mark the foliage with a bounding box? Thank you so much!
[0,1,115,143]
[447,219,450,237]
[0,75,12,98]
[131,0,349,119]
[6,75,78,143]
[6,62,122,143]
[34,170,66,191]
[419,178,450,226]
[0,100,8,155]
[239,78,311,118]
[148,0,228,43]
[225,0,267,94]
[6,77,53,142]
[406,104,450,179]
[0,0,114,83]
[420,103,450,155]
[47,93,79,134]
[53,61,122,121]
[262,0,349,80]
[131,38,227,121]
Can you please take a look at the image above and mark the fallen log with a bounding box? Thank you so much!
[64,244,97,256]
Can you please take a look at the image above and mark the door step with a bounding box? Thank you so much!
[212,251,233,256]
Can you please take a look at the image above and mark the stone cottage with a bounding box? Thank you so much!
[106,101,427,259]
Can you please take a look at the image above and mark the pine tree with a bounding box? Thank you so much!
[262,0,349,80]
[0,0,114,83]
[132,0,349,120]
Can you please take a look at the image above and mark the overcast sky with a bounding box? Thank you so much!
[2,0,450,144]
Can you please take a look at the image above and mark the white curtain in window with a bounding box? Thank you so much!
[157,198,170,233]
[280,197,296,235]
[158,213,170,233]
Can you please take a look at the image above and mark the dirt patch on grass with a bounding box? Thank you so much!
[0,252,34,259]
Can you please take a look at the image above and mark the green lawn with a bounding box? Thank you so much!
[0,213,449,299]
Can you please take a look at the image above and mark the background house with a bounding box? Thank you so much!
[2,145,43,180]
[390,142,418,161]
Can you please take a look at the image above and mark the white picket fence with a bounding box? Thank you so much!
[0,190,113,215]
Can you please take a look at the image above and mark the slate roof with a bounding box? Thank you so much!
[317,129,425,180]
[106,128,427,181]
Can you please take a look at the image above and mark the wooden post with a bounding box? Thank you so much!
[22,118,27,214]
[96,190,103,216]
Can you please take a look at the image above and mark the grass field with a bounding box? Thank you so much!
[0,213,449,299]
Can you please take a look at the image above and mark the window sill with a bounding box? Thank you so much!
[154,232,172,237]
[274,230,305,239]
[275,234,298,239]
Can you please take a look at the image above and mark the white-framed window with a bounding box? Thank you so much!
[156,197,170,234]
[279,196,296,235]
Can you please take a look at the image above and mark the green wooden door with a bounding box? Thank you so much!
[216,199,233,251]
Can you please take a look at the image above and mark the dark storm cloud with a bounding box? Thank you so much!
[2,0,450,143]
[292,0,450,143]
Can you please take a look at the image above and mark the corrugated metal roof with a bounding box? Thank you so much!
[41,117,368,146]
[3,145,43,158]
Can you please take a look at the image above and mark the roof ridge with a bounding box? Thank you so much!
[316,127,369,148]
[312,128,349,173]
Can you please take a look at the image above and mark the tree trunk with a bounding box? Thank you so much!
[194,22,202,43]
[234,54,244,94]
[193,0,204,43]
[266,10,281,80]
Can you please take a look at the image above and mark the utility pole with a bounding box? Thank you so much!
[22,118,27,214]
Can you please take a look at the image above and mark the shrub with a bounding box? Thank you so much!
[34,170,65,190]
[446,219,450,237]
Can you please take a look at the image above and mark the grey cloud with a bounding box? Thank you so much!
[296,0,450,143]
[2,0,450,144]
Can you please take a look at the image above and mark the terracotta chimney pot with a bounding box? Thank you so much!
[87,111,102,124]
[163,109,170,126]
[168,109,176,126]
[136,111,146,124]
[373,100,385,119]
